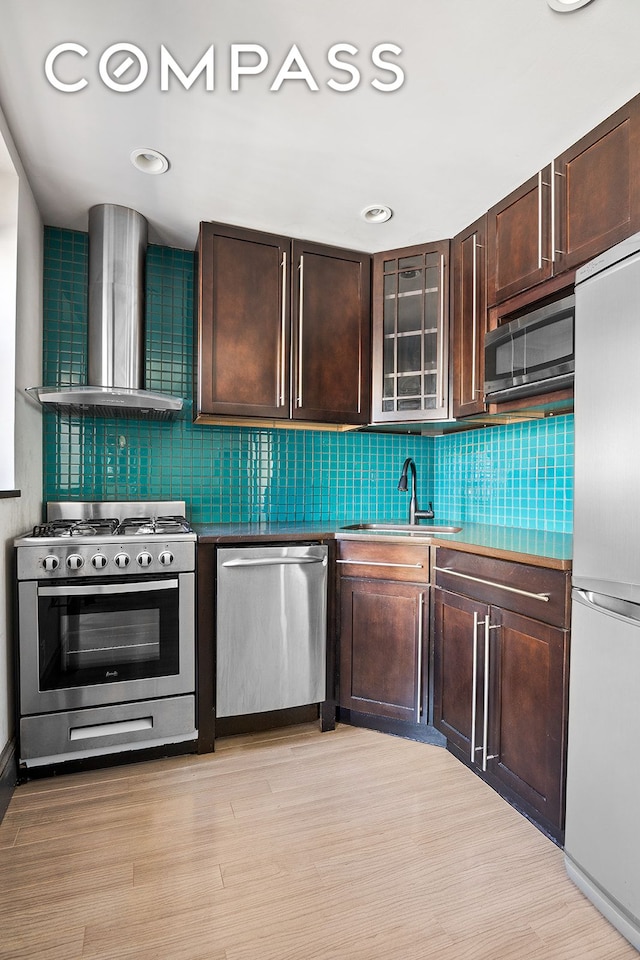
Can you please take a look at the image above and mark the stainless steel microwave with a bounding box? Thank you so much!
[484,294,575,403]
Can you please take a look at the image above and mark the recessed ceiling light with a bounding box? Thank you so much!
[130,147,170,175]
[361,204,393,224]
[547,0,596,11]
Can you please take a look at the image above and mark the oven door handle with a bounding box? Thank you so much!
[37,579,179,597]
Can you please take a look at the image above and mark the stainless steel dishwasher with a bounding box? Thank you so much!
[216,544,328,718]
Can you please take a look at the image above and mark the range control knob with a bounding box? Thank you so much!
[43,555,60,572]
[91,553,108,570]
[158,550,174,567]
[114,552,130,569]
[67,554,84,571]
[137,551,153,568]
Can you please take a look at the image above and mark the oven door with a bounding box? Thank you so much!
[18,574,195,714]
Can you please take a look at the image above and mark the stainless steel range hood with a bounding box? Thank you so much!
[27,204,183,420]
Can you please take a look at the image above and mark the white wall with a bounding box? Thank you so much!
[0,164,18,493]
[0,103,42,758]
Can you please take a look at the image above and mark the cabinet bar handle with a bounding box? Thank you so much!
[471,611,479,765]
[553,163,565,256]
[434,566,550,602]
[538,170,543,271]
[550,161,556,264]
[336,559,424,569]
[437,253,445,409]
[279,252,287,406]
[416,593,424,719]
[471,235,478,400]
[482,614,490,772]
[483,620,500,771]
[296,256,304,407]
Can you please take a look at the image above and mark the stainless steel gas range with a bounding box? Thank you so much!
[14,501,197,770]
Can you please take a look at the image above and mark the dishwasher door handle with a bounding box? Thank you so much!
[221,556,327,568]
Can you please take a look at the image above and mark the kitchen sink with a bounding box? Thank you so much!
[341,523,462,534]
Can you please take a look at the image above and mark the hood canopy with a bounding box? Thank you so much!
[27,203,184,420]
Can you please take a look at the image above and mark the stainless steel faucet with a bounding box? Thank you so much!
[397,457,434,525]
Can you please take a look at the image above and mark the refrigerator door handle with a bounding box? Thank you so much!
[573,588,640,627]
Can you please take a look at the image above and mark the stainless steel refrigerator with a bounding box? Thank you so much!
[565,230,640,950]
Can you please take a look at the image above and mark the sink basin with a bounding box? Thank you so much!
[341,523,462,534]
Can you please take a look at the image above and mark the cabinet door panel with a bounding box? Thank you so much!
[197,223,290,418]
[488,607,568,831]
[554,96,640,274]
[291,241,371,424]
[433,588,487,757]
[371,241,450,422]
[339,579,424,723]
[487,168,552,306]
[452,216,487,417]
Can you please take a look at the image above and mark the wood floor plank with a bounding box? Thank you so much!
[0,932,86,960]
[1,723,636,960]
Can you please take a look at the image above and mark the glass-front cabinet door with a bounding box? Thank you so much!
[371,241,450,422]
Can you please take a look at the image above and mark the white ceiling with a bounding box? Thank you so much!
[0,0,639,253]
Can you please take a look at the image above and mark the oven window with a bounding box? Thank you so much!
[37,582,180,690]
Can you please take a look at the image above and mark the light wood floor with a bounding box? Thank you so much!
[0,723,636,960]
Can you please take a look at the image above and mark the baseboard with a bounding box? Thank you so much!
[0,738,17,824]
[215,704,320,739]
[336,708,447,747]
[17,739,199,781]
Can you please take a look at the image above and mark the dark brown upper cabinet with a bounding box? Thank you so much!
[554,95,640,275]
[371,240,450,423]
[451,216,487,418]
[195,222,371,426]
[196,223,290,420]
[487,167,553,307]
[290,239,371,424]
[488,93,640,307]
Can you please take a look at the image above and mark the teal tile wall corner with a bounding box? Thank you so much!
[41,227,573,532]
[434,414,573,533]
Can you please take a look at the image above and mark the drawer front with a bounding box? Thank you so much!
[20,695,196,764]
[336,540,430,583]
[434,548,569,628]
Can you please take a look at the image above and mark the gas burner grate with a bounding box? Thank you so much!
[117,516,193,536]
[31,518,120,538]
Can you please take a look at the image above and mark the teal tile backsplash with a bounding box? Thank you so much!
[41,227,573,532]
[434,415,573,533]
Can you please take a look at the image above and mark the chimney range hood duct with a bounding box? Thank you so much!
[27,203,183,420]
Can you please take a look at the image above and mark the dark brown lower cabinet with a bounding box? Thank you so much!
[433,549,570,840]
[339,578,427,723]
[336,540,430,725]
